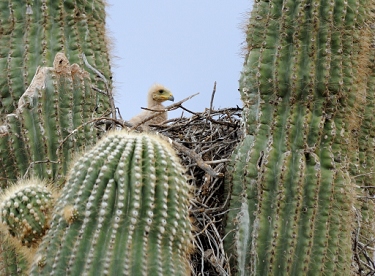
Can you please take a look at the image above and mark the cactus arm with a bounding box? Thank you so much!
[0,1,111,117]
[0,53,104,185]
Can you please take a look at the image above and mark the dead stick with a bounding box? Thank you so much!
[179,106,199,116]
[203,81,217,131]
[180,106,237,128]
[23,160,59,178]
[209,81,216,114]
[82,53,117,125]
[56,117,126,155]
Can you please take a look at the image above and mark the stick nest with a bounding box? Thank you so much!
[149,106,243,275]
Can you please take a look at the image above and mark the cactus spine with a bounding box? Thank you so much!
[29,131,193,275]
[224,0,375,275]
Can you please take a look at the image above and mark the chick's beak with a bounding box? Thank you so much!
[168,95,174,102]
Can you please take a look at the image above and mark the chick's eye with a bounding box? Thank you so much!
[158,89,164,93]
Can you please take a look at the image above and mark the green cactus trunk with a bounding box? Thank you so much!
[0,1,112,274]
[29,131,193,275]
[224,0,375,275]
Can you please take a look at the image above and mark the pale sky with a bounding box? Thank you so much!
[105,1,252,121]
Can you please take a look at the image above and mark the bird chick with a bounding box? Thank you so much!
[129,84,174,127]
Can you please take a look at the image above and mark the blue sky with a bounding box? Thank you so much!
[105,1,252,121]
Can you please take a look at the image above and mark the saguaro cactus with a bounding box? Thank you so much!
[0,1,112,274]
[29,131,193,275]
[224,0,375,275]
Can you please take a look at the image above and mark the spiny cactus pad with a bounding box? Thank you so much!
[30,131,193,275]
[0,179,55,249]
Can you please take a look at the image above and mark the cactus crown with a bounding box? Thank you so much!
[30,131,194,275]
[0,179,56,247]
